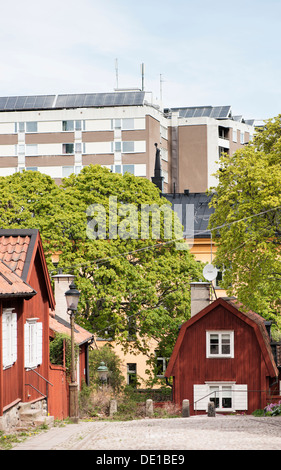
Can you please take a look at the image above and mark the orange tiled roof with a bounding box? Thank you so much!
[0,259,36,297]
[0,235,30,277]
[49,314,94,346]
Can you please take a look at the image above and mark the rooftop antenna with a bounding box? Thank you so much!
[141,63,145,91]
[115,58,119,89]
[160,74,163,102]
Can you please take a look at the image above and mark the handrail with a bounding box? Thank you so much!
[25,369,54,415]
[26,368,53,386]
[25,383,46,398]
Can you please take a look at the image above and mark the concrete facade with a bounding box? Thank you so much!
[0,92,255,193]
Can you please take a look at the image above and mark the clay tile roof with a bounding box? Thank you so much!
[49,315,94,346]
[0,235,31,277]
[0,260,36,297]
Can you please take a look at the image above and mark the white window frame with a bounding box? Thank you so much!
[2,308,17,369]
[194,383,248,412]
[206,331,234,358]
[24,319,43,369]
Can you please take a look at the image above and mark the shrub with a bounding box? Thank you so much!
[264,401,281,416]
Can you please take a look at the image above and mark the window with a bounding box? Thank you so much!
[26,167,38,171]
[206,331,234,358]
[122,141,134,153]
[15,122,37,133]
[62,120,74,131]
[123,164,134,175]
[62,120,84,131]
[111,118,134,130]
[2,308,17,369]
[26,122,38,133]
[122,118,134,130]
[194,383,248,412]
[62,166,74,178]
[209,385,232,409]
[219,147,229,158]
[111,164,135,175]
[233,129,237,142]
[240,131,244,144]
[62,143,74,154]
[155,357,169,377]
[127,363,137,387]
[25,144,38,156]
[75,142,82,153]
[24,319,43,368]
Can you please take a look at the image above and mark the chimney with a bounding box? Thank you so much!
[190,282,211,317]
[52,273,75,322]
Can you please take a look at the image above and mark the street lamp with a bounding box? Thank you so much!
[65,280,80,423]
[97,361,109,385]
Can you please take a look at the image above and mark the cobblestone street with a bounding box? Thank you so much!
[11,415,281,451]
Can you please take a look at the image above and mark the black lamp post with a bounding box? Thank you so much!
[65,280,80,423]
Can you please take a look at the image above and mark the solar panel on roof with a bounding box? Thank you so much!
[0,91,145,111]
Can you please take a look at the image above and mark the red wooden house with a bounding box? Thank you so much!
[0,229,55,431]
[165,283,280,415]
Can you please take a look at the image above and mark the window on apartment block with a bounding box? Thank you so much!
[62,166,74,178]
[206,331,234,358]
[62,120,84,132]
[2,308,17,369]
[25,144,38,156]
[111,118,134,130]
[110,164,135,175]
[26,167,38,171]
[122,141,134,153]
[24,319,43,369]
[15,122,38,133]
[62,143,74,154]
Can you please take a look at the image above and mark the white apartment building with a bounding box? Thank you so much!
[0,91,255,193]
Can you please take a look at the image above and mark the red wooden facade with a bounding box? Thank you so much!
[0,229,55,421]
[165,297,279,415]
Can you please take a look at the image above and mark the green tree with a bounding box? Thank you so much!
[209,115,281,327]
[0,165,203,356]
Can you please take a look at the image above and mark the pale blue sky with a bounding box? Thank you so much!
[1,0,280,120]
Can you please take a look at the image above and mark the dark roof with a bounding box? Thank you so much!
[166,105,232,120]
[0,92,146,112]
[163,192,214,238]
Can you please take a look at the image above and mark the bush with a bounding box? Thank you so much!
[264,401,281,416]
[89,345,125,393]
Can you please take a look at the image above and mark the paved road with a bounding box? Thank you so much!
[11,415,281,451]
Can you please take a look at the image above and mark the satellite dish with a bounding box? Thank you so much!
[203,264,218,281]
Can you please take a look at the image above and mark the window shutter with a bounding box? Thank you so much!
[233,384,248,410]
[36,322,43,365]
[193,384,209,411]
[11,312,17,364]
[24,323,31,368]
[2,314,8,368]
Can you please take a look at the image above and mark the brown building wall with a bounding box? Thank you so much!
[178,125,208,193]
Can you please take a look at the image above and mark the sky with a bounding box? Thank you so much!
[1,0,281,121]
